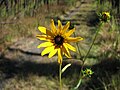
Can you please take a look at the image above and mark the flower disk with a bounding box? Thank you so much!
[36,19,83,64]
[82,68,94,77]
[54,35,64,46]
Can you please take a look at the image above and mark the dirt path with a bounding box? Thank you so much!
[0,0,97,89]
[4,0,96,62]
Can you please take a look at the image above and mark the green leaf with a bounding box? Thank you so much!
[61,63,71,74]
[73,79,82,90]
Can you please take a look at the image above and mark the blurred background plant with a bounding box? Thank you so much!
[95,0,120,60]
[0,0,78,50]
[86,0,120,90]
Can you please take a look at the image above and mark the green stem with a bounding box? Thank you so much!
[74,22,103,89]
[74,32,82,57]
[59,63,62,90]
[73,78,82,90]
[82,23,102,65]
[97,0,100,10]
[77,42,82,57]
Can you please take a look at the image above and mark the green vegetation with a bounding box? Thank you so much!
[0,0,78,49]
[0,0,120,90]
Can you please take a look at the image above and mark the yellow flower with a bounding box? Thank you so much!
[99,12,111,22]
[82,68,94,77]
[36,19,83,64]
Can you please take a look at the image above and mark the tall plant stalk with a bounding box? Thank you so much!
[59,63,62,90]
[74,22,103,89]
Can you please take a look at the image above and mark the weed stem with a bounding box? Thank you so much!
[74,22,103,89]
[59,63,62,90]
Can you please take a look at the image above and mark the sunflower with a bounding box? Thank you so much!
[36,19,83,64]
[99,12,111,22]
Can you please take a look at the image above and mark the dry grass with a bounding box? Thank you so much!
[0,0,120,90]
[0,3,70,52]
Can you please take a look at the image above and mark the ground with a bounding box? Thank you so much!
[0,0,120,90]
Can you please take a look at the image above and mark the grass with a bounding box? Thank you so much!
[86,59,120,90]
[0,0,75,51]
[83,0,120,90]
[0,0,120,90]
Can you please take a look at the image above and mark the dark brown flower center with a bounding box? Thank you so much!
[102,14,107,21]
[103,14,107,17]
[87,71,90,74]
[54,35,64,45]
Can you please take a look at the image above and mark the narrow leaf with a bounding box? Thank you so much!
[73,79,82,90]
[61,64,71,74]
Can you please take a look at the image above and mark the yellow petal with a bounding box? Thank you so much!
[41,46,54,56]
[36,35,51,41]
[64,28,75,37]
[63,43,71,57]
[38,26,53,36]
[67,37,83,42]
[48,48,58,58]
[58,48,62,64]
[62,21,70,33]
[37,42,53,48]
[58,20,62,33]
[65,43,76,52]
[105,12,110,18]
[65,53,71,58]
[51,19,56,34]
[38,26,46,33]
